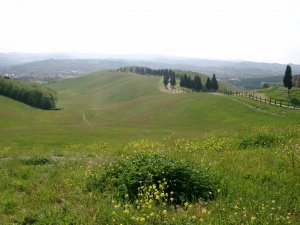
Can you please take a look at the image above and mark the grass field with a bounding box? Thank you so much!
[260,86,300,106]
[0,71,300,224]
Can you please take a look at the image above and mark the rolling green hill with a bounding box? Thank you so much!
[1,71,300,224]
[1,70,298,149]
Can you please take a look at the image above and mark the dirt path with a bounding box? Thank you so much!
[82,111,92,127]
[231,98,284,116]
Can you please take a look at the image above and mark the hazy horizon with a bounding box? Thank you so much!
[1,0,299,64]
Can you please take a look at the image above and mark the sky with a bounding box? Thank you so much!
[0,0,299,64]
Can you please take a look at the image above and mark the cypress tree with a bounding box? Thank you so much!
[193,75,202,92]
[187,76,192,89]
[180,76,184,88]
[163,75,169,87]
[170,74,176,87]
[211,74,219,91]
[283,65,292,98]
[205,77,212,91]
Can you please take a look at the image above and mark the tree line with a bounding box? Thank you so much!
[180,74,219,91]
[118,66,219,91]
[0,76,57,109]
[118,66,177,88]
[118,66,176,77]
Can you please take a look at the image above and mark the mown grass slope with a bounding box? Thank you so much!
[1,71,299,149]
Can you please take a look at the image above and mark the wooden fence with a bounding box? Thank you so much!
[215,90,299,109]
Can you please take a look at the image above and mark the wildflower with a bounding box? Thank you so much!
[124,209,129,214]
[162,210,167,215]
[140,217,145,222]
[201,208,207,214]
[192,215,197,219]
[251,216,256,221]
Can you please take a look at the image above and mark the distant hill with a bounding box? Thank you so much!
[229,76,283,89]
[1,53,300,87]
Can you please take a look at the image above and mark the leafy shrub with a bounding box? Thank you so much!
[290,98,300,106]
[239,133,277,149]
[86,154,219,204]
[21,156,51,165]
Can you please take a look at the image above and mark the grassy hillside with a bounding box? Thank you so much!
[228,76,283,89]
[259,86,300,105]
[1,71,297,148]
[0,71,300,224]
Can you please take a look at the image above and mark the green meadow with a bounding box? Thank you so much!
[0,71,300,224]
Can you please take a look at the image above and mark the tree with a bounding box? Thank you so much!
[179,76,184,88]
[163,75,169,88]
[262,83,270,89]
[211,74,219,91]
[170,74,176,88]
[205,77,212,91]
[193,75,202,92]
[187,76,192,89]
[283,65,293,98]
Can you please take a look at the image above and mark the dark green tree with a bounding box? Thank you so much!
[180,76,184,88]
[170,74,176,87]
[187,76,192,89]
[211,74,219,91]
[193,75,202,92]
[163,75,169,87]
[205,77,212,91]
[283,65,292,98]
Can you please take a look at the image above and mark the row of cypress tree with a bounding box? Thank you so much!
[118,66,219,91]
[180,74,219,91]
[118,66,176,78]
[0,76,57,109]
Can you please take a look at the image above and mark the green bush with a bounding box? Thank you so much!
[239,133,277,149]
[21,156,51,165]
[86,154,219,205]
[290,98,300,106]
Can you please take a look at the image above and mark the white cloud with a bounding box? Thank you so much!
[0,0,299,63]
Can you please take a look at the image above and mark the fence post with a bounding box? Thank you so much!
[269,97,271,104]
[280,100,282,107]
[275,99,276,106]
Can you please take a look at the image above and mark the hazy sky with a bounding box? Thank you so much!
[0,0,299,64]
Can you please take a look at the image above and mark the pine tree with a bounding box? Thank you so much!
[283,65,293,98]
[205,77,212,91]
[211,74,219,91]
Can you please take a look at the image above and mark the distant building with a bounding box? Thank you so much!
[292,75,300,87]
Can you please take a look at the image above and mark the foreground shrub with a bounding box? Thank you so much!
[86,154,219,205]
[239,132,277,149]
[21,156,51,165]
